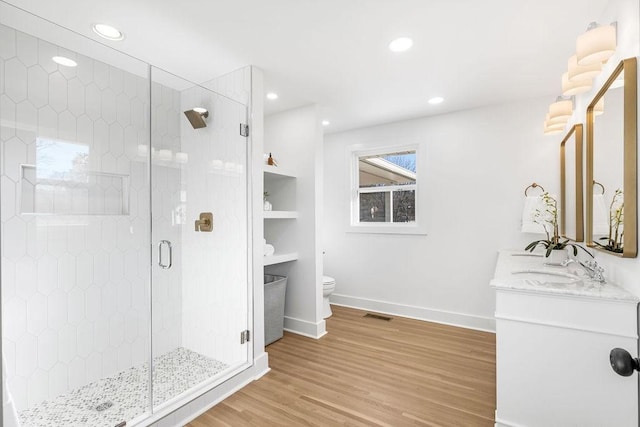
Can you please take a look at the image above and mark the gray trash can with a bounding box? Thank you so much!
[264,274,287,345]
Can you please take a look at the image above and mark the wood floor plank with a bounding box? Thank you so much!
[186,306,496,426]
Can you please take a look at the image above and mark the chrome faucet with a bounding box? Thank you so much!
[562,258,605,283]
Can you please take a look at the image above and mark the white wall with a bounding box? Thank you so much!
[324,97,559,331]
[264,105,325,338]
[324,0,640,331]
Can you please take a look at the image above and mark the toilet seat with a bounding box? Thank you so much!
[322,275,335,319]
[323,276,336,287]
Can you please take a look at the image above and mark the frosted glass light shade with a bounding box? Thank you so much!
[544,121,564,135]
[568,54,601,81]
[576,24,616,65]
[562,72,592,96]
[546,113,567,126]
[548,99,573,121]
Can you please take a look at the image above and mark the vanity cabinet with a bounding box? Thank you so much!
[492,251,639,427]
[263,165,298,266]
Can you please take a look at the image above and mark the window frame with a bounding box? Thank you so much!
[347,143,427,235]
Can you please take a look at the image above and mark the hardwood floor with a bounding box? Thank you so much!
[187,306,496,426]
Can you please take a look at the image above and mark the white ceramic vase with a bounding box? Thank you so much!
[263,200,272,211]
[547,248,568,265]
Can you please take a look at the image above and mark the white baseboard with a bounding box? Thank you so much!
[251,351,270,380]
[156,352,271,427]
[283,315,327,339]
[494,413,524,427]
[331,293,496,333]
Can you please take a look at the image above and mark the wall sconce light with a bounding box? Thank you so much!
[544,111,568,135]
[543,21,615,135]
[543,120,565,135]
[576,22,616,65]
[548,98,573,121]
[562,72,592,96]
[545,113,566,127]
[567,54,601,81]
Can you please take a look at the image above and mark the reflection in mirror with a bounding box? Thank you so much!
[560,124,583,241]
[586,57,637,257]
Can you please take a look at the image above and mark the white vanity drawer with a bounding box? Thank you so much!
[495,289,638,338]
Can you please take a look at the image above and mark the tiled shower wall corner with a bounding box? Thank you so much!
[0,24,182,411]
[201,66,251,106]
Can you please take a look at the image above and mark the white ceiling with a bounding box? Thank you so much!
[4,0,610,133]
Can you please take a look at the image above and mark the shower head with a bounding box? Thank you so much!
[184,108,209,129]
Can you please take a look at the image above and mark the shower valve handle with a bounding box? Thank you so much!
[195,212,213,232]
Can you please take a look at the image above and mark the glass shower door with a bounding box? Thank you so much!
[149,68,251,411]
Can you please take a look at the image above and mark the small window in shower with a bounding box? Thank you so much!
[20,138,130,215]
[349,144,427,235]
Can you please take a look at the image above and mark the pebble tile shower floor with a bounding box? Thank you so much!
[18,347,228,427]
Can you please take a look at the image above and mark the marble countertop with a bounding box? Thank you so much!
[491,250,639,303]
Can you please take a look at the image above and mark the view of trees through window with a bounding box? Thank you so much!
[357,150,416,223]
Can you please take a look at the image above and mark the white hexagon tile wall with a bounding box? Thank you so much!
[0,23,188,412]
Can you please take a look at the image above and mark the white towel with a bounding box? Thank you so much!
[3,352,20,427]
[264,244,275,257]
[593,194,610,236]
[521,196,546,233]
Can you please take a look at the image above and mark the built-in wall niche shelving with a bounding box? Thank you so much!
[263,211,298,219]
[263,252,299,266]
[263,165,298,266]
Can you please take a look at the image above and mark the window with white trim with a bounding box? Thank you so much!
[349,145,425,234]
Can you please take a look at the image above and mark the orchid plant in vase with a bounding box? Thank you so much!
[525,192,592,258]
[595,188,624,253]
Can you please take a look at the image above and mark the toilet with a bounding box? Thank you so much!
[322,276,336,318]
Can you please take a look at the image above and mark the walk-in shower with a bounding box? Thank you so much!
[0,8,252,427]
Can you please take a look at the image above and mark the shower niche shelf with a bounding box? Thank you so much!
[20,164,130,216]
[263,165,298,266]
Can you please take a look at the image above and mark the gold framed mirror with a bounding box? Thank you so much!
[586,57,637,257]
[560,124,584,241]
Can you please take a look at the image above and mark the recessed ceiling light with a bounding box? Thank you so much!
[322,120,330,126]
[266,92,278,100]
[52,56,77,67]
[92,24,124,41]
[428,97,444,105]
[388,37,413,52]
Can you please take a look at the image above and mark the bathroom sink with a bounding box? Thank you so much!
[510,269,582,286]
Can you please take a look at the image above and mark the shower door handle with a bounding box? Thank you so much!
[158,240,173,269]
